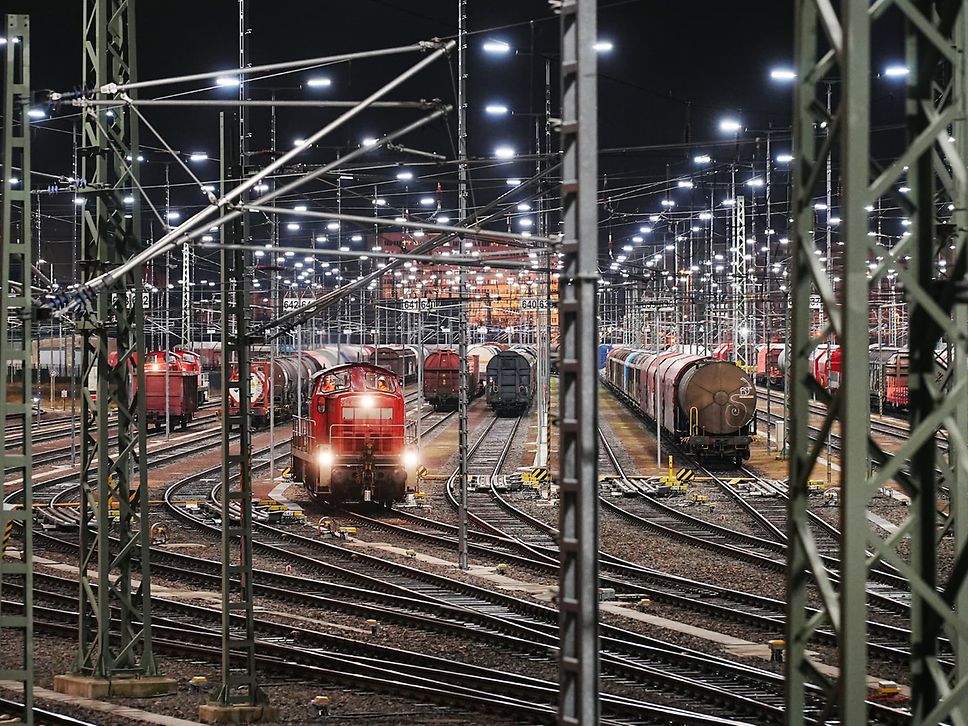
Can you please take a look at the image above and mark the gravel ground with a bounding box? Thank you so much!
[0,632,538,725]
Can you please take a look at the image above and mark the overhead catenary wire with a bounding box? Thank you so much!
[43,40,456,317]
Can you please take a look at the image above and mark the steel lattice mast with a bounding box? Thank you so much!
[557,0,599,722]
[0,14,34,725]
[74,0,158,680]
[788,1,968,722]
[207,110,269,717]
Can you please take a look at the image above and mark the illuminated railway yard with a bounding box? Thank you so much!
[1,2,966,726]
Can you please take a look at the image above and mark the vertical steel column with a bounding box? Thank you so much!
[456,0,469,571]
[951,6,968,695]
[557,0,599,723]
[788,2,968,723]
[730,195,747,364]
[76,0,157,679]
[181,248,192,346]
[0,14,33,724]
[215,112,266,709]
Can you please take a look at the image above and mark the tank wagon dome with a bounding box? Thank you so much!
[678,360,756,435]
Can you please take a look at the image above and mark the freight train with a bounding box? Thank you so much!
[485,346,538,415]
[422,349,482,410]
[604,348,757,464]
[290,363,418,504]
[87,350,201,430]
[771,342,946,411]
[364,345,421,384]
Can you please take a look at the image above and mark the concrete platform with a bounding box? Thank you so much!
[53,674,177,699]
[0,679,200,725]
[198,703,279,724]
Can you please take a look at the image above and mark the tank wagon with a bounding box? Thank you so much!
[485,346,537,415]
[365,346,420,384]
[604,348,757,464]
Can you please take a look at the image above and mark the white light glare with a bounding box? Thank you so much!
[485,104,509,115]
[396,171,413,181]
[770,68,797,81]
[594,40,614,53]
[494,146,515,159]
[420,197,436,207]
[746,178,764,188]
[506,178,521,186]
[362,137,378,147]
[776,153,794,163]
[306,77,331,88]
[719,118,742,133]
[27,108,46,120]
[677,180,694,189]
[884,65,910,78]
[189,152,207,162]
[215,76,240,87]
[693,154,711,164]
[517,203,532,212]
[483,40,511,54]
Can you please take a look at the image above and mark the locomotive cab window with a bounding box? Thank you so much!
[364,372,397,392]
[319,371,349,393]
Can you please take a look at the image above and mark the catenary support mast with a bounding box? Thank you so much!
[75,0,158,680]
[456,0,470,571]
[0,14,34,725]
[206,111,270,719]
[788,1,968,722]
[557,0,599,722]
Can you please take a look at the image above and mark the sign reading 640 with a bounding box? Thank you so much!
[520,297,550,311]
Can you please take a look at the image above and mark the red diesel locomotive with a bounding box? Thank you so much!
[291,363,418,503]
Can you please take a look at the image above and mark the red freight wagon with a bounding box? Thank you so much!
[423,349,481,410]
[144,351,199,429]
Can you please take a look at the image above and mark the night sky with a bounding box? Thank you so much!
[10,0,899,305]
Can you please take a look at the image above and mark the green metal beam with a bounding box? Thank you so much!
[76,0,157,678]
[0,14,34,725]
[788,1,968,722]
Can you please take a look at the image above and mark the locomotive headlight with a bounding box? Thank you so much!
[360,395,375,409]
[316,448,334,468]
[402,449,419,468]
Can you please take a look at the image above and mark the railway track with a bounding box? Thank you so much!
[5,408,221,477]
[9,571,756,726]
[157,451,821,723]
[597,430,787,568]
[598,384,914,613]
